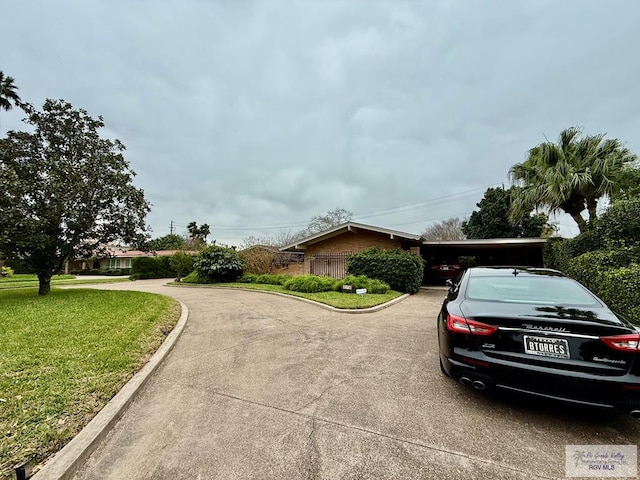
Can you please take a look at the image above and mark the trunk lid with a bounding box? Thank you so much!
[460,300,638,375]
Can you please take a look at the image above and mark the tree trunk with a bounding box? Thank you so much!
[586,197,598,223]
[38,272,52,296]
[570,213,588,233]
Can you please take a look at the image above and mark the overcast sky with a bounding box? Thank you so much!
[2,1,639,245]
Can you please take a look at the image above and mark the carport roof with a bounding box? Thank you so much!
[422,238,547,248]
[280,222,422,251]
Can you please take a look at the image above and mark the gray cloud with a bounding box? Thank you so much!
[2,0,639,243]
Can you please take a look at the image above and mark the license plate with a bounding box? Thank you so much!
[441,266,449,271]
[523,335,570,359]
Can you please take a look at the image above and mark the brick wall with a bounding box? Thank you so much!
[303,230,404,275]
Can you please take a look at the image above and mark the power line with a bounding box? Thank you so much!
[170,184,497,231]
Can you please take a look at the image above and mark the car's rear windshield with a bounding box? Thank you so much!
[466,275,600,306]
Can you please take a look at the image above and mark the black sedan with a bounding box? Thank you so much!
[437,267,640,417]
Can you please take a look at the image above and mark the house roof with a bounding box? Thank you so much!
[279,222,422,251]
[239,244,280,253]
[109,249,193,258]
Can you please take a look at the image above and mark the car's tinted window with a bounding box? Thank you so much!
[466,275,600,306]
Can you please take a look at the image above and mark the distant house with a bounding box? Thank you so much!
[65,247,191,273]
[279,222,422,279]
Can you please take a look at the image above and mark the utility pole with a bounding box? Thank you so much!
[169,220,175,235]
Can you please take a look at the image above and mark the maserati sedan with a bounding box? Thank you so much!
[437,267,640,417]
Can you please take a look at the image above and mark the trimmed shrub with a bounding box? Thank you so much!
[239,273,291,285]
[597,265,640,324]
[283,274,336,293]
[333,275,389,294]
[255,274,291,285]
[347,247,424,294]
[596,197,640,248]
[131,256,176,279]
[193,244,244,283]
[543,237,572,272]
[565,247,640,294]
[568,228,605,258]
[169,251,195,281]
[0,265,14,277]
[239,273,259,283]
[181,270,215,284]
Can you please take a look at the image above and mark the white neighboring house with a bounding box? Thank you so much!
[65,245,186,273]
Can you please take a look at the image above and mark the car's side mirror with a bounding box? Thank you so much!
[445,279,454,288]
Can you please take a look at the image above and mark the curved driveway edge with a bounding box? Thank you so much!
[32,300,189,480]
[168,284,410,313]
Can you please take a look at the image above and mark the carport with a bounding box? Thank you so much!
[422,238,547,284]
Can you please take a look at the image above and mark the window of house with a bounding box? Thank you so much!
[107,258,120,269]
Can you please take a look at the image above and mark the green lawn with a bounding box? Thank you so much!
[0,288,179,476]
[0,274,129,290]
[200,282,404,309]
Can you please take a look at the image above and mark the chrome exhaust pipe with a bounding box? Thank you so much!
[459,377,472,386]
[472,380,486,390]
[630,410,640,419]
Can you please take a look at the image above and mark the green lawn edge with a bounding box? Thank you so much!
[0,275,130,291]
[0,288,180,477]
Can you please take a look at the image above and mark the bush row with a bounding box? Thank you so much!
[597,265,640,322]
[347,247,424,294]
[544,198,640,324]
[238,273,391,294]
[130,256,177,280]
[239,273,291,285]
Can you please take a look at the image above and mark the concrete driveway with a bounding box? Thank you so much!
[69,280,639,479]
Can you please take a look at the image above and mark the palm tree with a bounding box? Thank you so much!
[509,127,637,233]
[0,72,21,111]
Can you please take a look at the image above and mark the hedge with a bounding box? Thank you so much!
[597,265,640,323]
[347,247,424,294]
[333,275,389,294]
[283,274,336,293]
[596,197,640,248]
[130,256,176,279]
[564,247,640,294]
[239,273,291,285]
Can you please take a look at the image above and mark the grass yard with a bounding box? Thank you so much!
[0,274,129,291]
[0,288,180,477]
[203,282,404,309]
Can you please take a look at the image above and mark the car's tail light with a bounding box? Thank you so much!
[601,333,640,352]
[447,314,497,336]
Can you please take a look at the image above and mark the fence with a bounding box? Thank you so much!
[309,252,354,279]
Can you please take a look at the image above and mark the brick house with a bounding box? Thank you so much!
[280,221,547,282]
[279,222,422,279]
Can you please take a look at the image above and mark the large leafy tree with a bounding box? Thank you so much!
[421,217,466,241]
[462,187,549,239]
[305,208,353,235]
[509,127,637,233]
[147,234,185,251]
[0,99,150,295]
[0,71,21,111]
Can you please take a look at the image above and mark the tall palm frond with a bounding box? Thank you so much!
[509,127,637,233]
[0,72,21,111]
